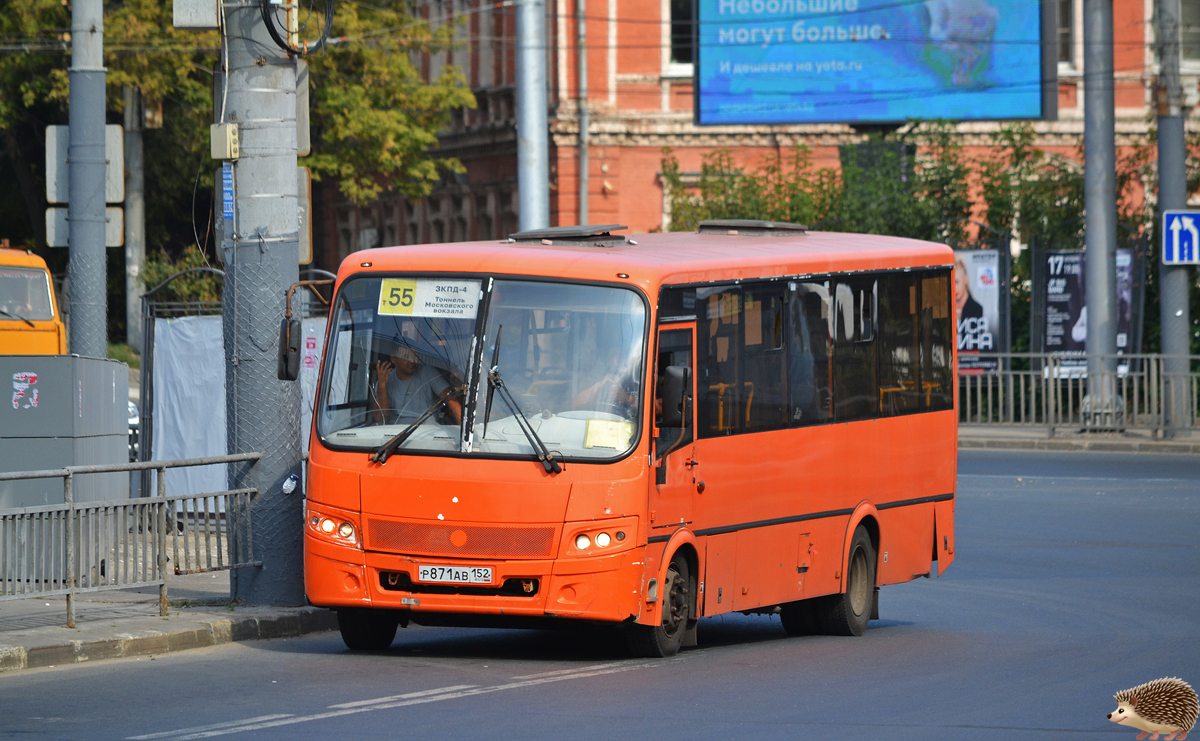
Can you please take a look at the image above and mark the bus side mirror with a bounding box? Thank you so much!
[277,318,301,381]
[660,365,690,428]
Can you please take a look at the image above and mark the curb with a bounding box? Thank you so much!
[958,438,1200,454]
[0,607,337,674]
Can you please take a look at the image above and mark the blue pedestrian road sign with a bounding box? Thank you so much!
[1162,210,1200,264]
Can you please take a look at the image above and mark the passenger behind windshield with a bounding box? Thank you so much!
[370,340,462,426]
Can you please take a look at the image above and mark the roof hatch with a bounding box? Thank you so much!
[698,219,807,236]
[508,224,629,247]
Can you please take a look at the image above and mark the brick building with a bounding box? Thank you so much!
[312,0,1196,272]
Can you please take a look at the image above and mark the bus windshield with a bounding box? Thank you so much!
[317,275,647,461]
[0,267,55,322]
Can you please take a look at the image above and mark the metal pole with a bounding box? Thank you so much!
[157,466,168,616]
[64,472,75,629]
[124,87,146,351]
[1157,0,1193,435]
[67,0,108,358]
[577,0,589,226]
[219,0,304,605]
[516,0,550,230]
[1083,0,1118,414]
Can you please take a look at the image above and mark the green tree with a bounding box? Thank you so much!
[306,3,476,204]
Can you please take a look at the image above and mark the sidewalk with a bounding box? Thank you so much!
[958,424,1200,453]
[0,572,336,674]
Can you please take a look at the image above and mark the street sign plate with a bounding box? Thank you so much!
[1162,210,1200,264]
[45,125,125,204]
[45,207,125,247]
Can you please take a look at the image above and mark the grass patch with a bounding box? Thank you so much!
[107,342,140,369]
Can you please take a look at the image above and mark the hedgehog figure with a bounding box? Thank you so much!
[1107,677,1199,740]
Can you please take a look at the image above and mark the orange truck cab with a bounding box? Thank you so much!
[0,249,66,355]
[304,222,957,657]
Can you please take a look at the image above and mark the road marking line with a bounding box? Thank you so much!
[126,715,294,740]
[157,663,653,740]
[328,684,478,709]
[510,662,627,679]
[959,474,1192,483]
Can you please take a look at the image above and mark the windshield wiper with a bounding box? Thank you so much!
[369,385,465,465]
[0,308,34,328]
[487,365,562,474]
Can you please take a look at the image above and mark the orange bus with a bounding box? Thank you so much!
[0,248,67,355]
[304,221,956,656]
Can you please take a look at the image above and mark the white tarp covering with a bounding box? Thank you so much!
[300,317,327,453]
[152,315,226,496]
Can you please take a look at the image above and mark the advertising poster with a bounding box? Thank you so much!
[696,0,1045,124]
[955,250,1001,372]
[1042,250,1134,370]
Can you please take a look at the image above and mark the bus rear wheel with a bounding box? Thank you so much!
[337,608,399,650]
[627,553,691,657]
[817,525,876,637]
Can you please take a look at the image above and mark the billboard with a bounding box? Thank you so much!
[1041,250,1136,369]
[954,250,1002,371]
[695,0,1053,125]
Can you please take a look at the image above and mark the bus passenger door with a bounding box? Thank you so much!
[651,325,697,535]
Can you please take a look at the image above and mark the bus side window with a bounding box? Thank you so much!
[789,282,832,426]
[920,271,954,411]
[878,272,921,416]
[655,327,693,458]
[742,284,788,432]
[832,277,878,422]
[697,287,742,437]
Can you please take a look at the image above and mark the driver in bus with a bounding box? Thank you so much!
[571,346,637,416]
[370,340,463,426]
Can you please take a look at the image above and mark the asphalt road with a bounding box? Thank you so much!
[2,450,1197,740]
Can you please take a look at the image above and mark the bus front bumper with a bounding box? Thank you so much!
[305,536,646,624]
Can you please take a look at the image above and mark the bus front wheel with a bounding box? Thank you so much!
[627,553,691,657]
[818,525,876,637]
[337,608,399,650]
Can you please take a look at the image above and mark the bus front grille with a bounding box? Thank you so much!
[366,519,557,559]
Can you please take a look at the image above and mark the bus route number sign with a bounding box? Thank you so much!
[377,279,481,319]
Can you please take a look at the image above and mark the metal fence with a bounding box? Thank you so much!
[0,453,261,627]
[958,353,1199,435]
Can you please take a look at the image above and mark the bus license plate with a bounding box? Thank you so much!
[417,565,492,584]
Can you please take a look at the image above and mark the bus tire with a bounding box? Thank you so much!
[337,608,399,650]
[779,598,822,636]
[627,552,691,657]
[818,525,876,637]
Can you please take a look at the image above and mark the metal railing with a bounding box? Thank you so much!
[958,353,1199,436]
[0,453,261,627]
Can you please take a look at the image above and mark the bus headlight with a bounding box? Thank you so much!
[575,534,591,550]
[595,532,611,547]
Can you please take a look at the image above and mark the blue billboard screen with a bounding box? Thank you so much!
[695,0,1046,125]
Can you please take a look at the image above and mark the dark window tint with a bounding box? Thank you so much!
[655,327,693,458]
[670,0,694,64]
[832,277,877,422]
[742,284,788,432]
[658,286,697,320]
[697,286,742,437]
[878,272,921,416]
[920,271,954,411]
[789,281,833,425]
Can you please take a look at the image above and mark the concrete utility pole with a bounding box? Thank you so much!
[219,0,303,604]
[124,87,145,351]
[1083,0,1119,407]
[1156,0,1193,434]
[577,0,589,226]
[67,0,108,358]
[516,0,550,230]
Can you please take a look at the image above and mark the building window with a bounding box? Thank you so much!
[1057,0,1074,64]
[1184,0,1200,61]
[670,0,693,65]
